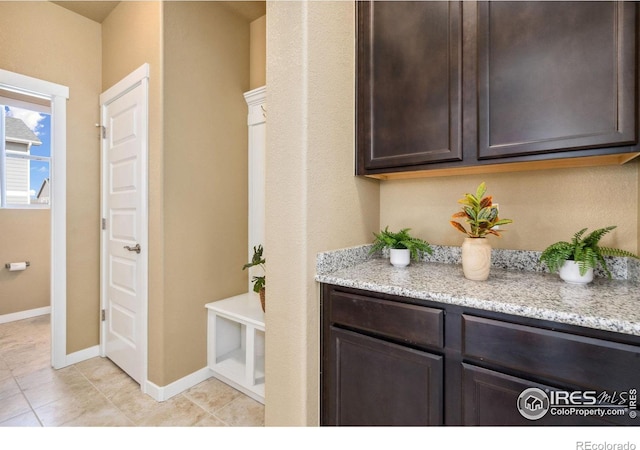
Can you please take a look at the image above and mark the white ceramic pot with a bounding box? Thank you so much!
[558,260,593,284]
[389,248,411,268]
[461,237,491,281]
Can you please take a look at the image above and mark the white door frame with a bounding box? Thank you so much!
[99,63,150,390]
[0,69,69,369]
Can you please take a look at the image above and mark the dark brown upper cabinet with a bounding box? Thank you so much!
[356,1,463,171]
[476,1,636,160]
[356,1,640,179]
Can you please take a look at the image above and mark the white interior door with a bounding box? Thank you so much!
[100,65,149,385]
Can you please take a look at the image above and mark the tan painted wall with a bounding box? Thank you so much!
[0,211,50,315]
[162,1,249,385]
[265,1,380,426]
[380,162,639,253]
[0,2,101,352]
[250,15,266,90]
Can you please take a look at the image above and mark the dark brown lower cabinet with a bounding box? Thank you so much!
[462,364,634,426]
[324,327,443,426]
[321,284,640,426]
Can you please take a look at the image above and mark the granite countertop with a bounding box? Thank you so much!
[315,245,640,337]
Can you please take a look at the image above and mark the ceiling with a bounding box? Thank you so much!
[218,1,266,22]
[51,1,119,23]
[51,1,266,24]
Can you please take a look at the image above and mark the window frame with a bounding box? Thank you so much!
[0,97,52,209]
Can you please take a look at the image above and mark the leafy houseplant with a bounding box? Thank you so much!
[540,226,640,283]
[370,226,432,267]
[243,244,266,311]
[450,182,513,281]
[450,182,513,238]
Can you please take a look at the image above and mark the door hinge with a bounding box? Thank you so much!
[95,124,106,139]
[101,309,106,321]
[101,218,107,230]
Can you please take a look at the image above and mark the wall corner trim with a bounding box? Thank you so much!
[144,367,213,402]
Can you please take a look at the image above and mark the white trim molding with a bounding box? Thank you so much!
[0,68,69,370]
[145,367,213,402]
[0,306,51,324]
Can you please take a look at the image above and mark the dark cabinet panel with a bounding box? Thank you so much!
[476,1,637,159]
[462,314,640,392]
[330,289,443,349]
[462,364,633,426]
[324,327,443,426]
[357,1,463,172]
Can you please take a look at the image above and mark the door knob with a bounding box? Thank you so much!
[124,244,141,254]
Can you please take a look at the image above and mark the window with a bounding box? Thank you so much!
[0,95,51,208]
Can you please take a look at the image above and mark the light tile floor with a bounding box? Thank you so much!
[0,314,264,427]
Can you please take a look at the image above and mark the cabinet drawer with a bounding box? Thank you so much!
[329,290,443,348]
[462,315,640,392]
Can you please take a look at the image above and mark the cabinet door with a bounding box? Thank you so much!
[476,1,637,159]
[323,327,443,426]
[357,1,463,173]
[462,364,635,426]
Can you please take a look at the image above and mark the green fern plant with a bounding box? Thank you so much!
[450,182,513,238]
[370,226,433,261]
[540,226,639,278]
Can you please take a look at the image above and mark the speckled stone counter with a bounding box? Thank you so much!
[315,245,640,337]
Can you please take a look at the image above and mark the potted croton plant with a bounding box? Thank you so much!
[370,226,432,267]
[540,226,639,284]
[450,182,513,281]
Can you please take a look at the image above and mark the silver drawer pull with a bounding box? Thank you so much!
[124,244,141,254]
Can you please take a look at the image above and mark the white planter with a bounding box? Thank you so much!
[389,248,411,267]
[558,260,594,284]
[461,237,491,281]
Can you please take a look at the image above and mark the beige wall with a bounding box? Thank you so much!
[250,15,266,90]
[0,211,50,315]
[0,2,102,352]
[265,0,380,426]
[162,1,249,385]
[380,162,639,253]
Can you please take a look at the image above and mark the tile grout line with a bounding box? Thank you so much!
[182,391,235,426]
[72,363,137,426]
[4,360,44,426]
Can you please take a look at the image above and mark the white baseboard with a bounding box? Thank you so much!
[0,306,51,324]
[64,345,100,366]
[144,366,213,402]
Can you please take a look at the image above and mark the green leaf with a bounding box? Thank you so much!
[475,182,487,200]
